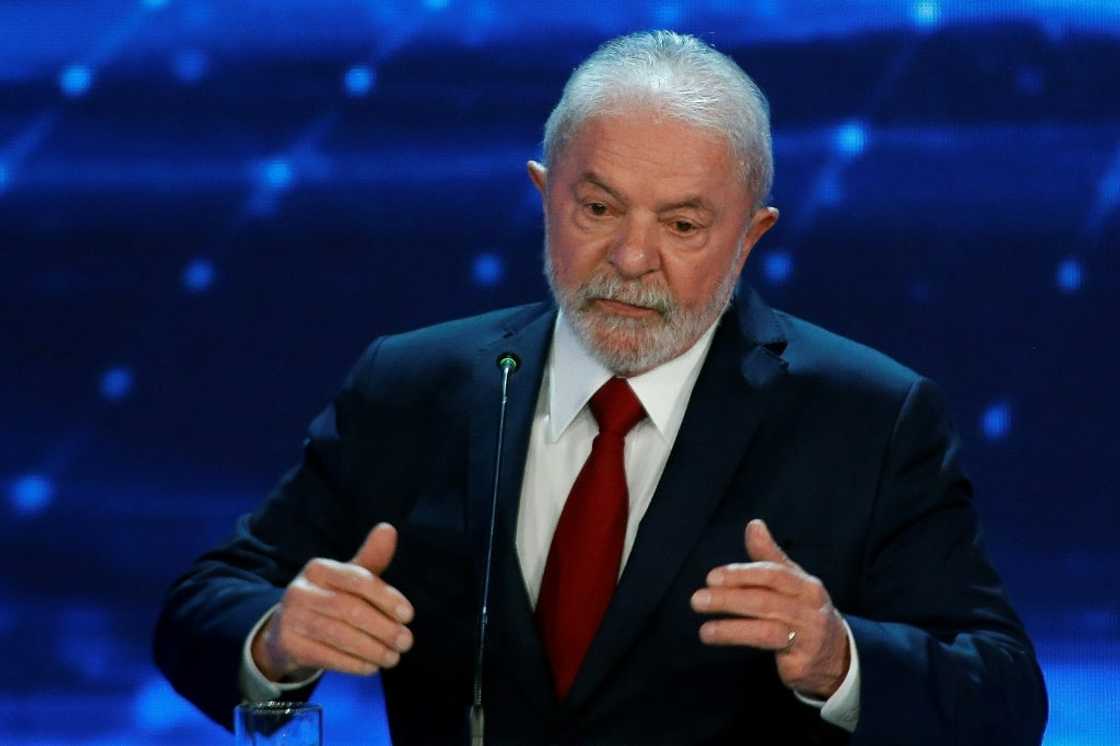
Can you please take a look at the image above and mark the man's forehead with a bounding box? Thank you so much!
[556,113,737,176]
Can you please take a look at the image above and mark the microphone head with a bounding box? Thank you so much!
[496,352,521,373]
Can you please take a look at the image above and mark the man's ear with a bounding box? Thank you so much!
[736,206,779,271]
[527,160,548,195]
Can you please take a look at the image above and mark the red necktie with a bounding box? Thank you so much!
[536,377,647,700]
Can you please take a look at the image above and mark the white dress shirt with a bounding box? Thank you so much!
[242,310,860,732]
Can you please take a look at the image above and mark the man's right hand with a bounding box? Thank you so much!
[251,522,415,682]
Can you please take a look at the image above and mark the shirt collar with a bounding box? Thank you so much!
[546,310,721,442]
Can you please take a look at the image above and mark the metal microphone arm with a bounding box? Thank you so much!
[469,353,520,746]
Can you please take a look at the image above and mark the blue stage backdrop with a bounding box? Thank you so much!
[3,1,1117,743]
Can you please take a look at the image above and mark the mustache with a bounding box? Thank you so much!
[575,271,675,316]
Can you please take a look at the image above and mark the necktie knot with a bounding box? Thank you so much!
[589,377,646,436]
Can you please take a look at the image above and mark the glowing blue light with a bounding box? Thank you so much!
[834,121,867,156]
[59,65,92,98]
[264,159,293,190]
[762,251,793,285]
[472,252,504,286]
[911,0,940,28]
[344,65,376,97]
[142,0,169,8]
[424,0,450,9]
[1056,258,1082,293]
[9,475,54,516]
[182,258,215,292]
[173,49,208,84]
[981,402,1011,441]
[134,677,196,731]
[0,164,8,193]
[653,3,683,25]
[100,366,134,401]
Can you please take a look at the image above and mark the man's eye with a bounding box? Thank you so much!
[673,220,696,233]
[586,202,609,217]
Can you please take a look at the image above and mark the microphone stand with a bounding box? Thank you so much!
[469,353,519,746]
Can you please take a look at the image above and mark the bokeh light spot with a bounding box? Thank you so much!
[182,258,215,292]
[834,121,868,156]
[424,0,450,9]
[9,475,54,517]
[59,65,93,98]
[100,366,134,401]
[263,159,293,190]
[344,65,376,97]
[762,251,793,285]
[912,0,941,28]
[981,402,1012,441]
[1056,258,1082,293]
[472,252,504,286]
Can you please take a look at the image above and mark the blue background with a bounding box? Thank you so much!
[3,1,1118,743]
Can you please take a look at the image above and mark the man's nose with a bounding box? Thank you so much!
[608,214,661,279]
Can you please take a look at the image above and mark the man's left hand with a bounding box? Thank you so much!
[690,519,850,700]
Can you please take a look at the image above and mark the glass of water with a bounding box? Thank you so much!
[234,701,322,745]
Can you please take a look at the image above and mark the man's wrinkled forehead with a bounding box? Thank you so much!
[552,109,739,173]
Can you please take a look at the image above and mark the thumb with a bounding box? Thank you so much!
[351,522,398,575]
[745,519,795,567]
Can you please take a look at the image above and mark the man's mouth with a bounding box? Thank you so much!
[591,297,661,318]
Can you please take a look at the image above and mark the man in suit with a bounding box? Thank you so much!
[153,31,1047,744]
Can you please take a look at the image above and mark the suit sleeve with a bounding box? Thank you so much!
[151,337,406,731]
[846,378,1047,745]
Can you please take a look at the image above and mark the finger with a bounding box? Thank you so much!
[285,628,384,676]
[316,558,412,620]
[303,559,415,624]
[690,586,793,623]
[698,617,793,649]
[706,561,802,596]
[305,585,414,653]
[745,519,796,568]
[298,606,406,667]
[351,522,398,575]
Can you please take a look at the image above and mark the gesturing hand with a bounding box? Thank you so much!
[251,522,415,683]
[690,519,850,700]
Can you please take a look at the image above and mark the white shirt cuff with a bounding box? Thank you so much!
[239,604,323,702]
[792,617,860,733]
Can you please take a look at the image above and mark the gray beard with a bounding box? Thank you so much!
[543,248,739,377]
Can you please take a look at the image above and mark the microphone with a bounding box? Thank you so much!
[469,352,521,746]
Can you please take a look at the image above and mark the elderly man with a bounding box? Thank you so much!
[154,31,1047,744]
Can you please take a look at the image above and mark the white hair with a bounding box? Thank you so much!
[543,30,774,209]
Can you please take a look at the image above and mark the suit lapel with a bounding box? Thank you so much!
[466,303,558,718]
[564,288,790,712]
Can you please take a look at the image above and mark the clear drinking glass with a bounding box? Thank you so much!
[234,701,322,745]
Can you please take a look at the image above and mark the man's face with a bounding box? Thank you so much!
[530,113,777,376]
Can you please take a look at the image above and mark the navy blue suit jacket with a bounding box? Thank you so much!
[154,289,1047,744]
